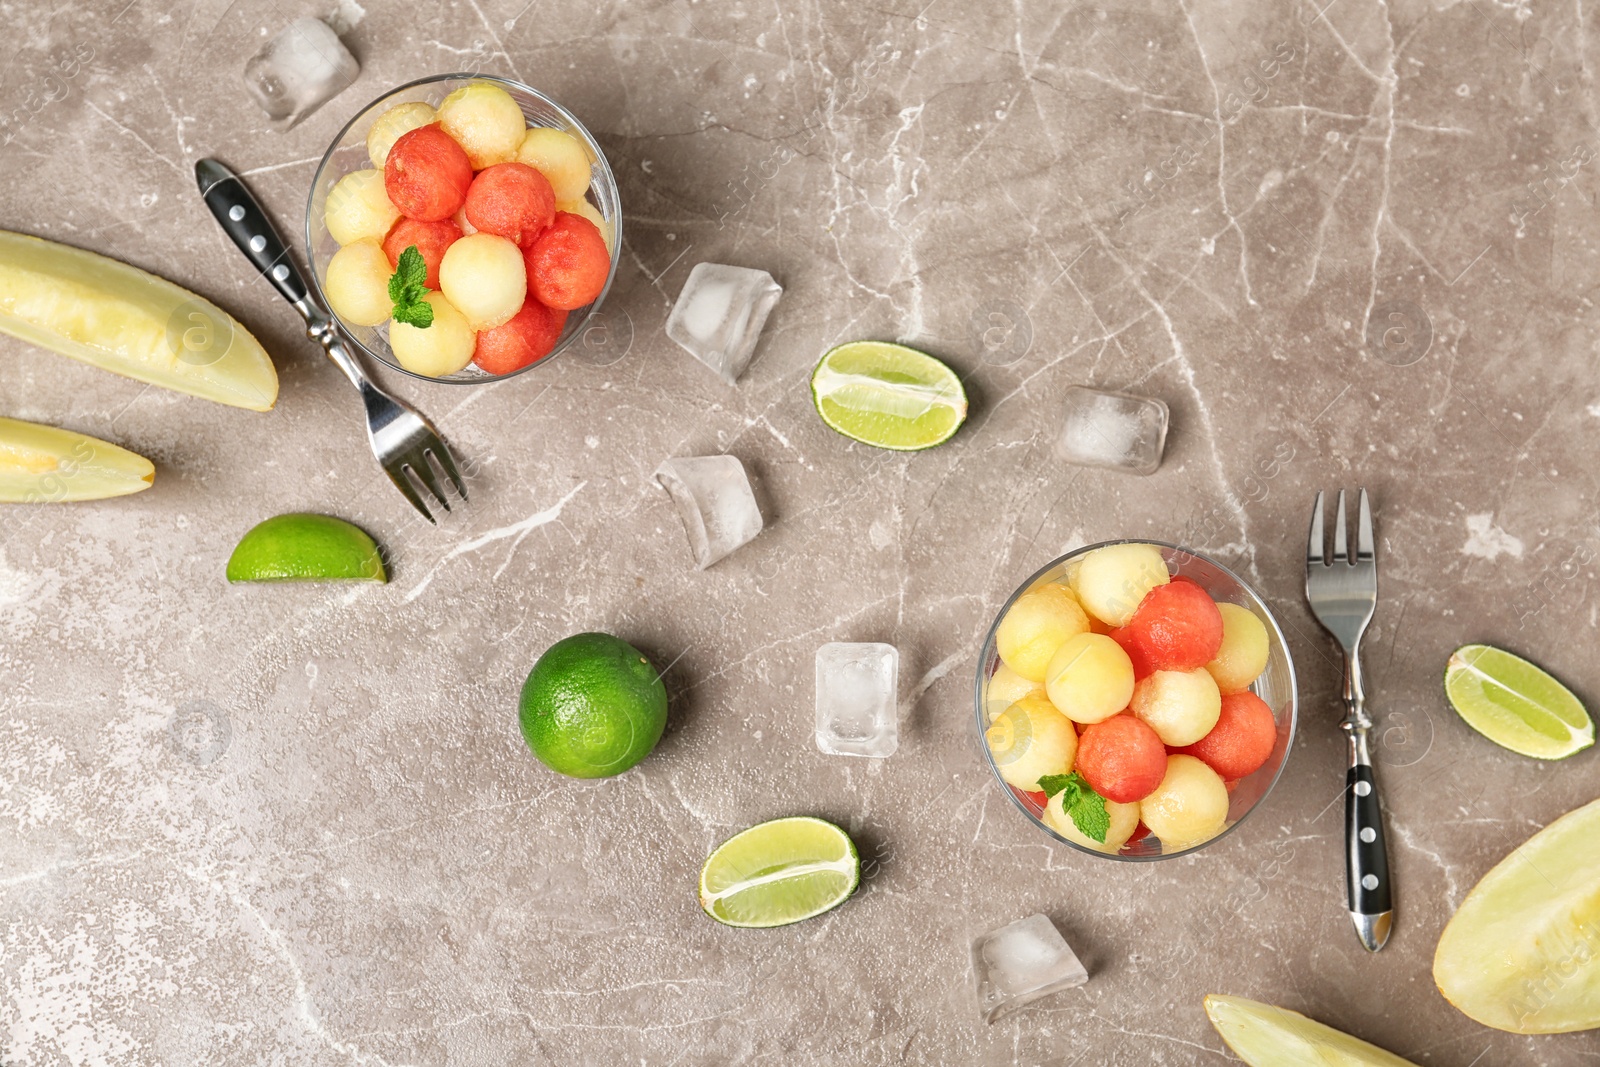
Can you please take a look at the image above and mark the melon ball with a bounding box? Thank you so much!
[438,232,526,330]
[1045,790,1141,854]
[1075,542,1171,628]
[1141,754,1229,852]
[323,238,393,327]
[556,197,613,252]
[517,126,593,202]
[437,81,527,169]
[1206,602,1271,694]
[366,101,437,168]
[1044,632,1136,725]
[388,292,475,377]
[1131,667,1222,746]
[985,692,1077,792]
[325,168,399,245]
[995,583,1089,682]
[984,662,1043,724]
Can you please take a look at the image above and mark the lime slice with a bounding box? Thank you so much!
[699,816,859,928]
[810,341,967,451]
[1443,645,1593,759]
[226,513,386,583]
[0,416,154,502]
[1205,995,1420,1065]
[1434,796,1600,1034]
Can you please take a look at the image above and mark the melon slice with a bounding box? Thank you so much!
[0,416,153,501]
[1205,995,1419,1066]
[0,230,277,411]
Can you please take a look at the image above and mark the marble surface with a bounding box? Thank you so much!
[3,0,1599,1062]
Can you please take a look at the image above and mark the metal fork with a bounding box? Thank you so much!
[1305,488,1393,953]
[195,159,466,523]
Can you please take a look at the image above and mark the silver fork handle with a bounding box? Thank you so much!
[1342,649,1393,952]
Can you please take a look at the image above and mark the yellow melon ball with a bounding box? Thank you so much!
[388,292,475,377]
[325,168,399,246]
[437,81,526,169]
[984,663,1043,724]
[1206,603,1271,694]
[1075,542,1171,627]
[1131,667,1221,746]
[518,126,593,202]
[366,101,437,168]
[438,233,526,330]
[1045,632,1136,724]
[986,693,1077,792]
[323,239,393,327]
[556,197,613,252]
[1045,791,1141,853]
[1141,754,1229,851]
[995,583,1089,682]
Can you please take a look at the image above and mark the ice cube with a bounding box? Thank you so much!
[666,263,782,385]
[243,18,360,131]
[1054,385,1169,475]
[971,913,1088,1023]
[814,642,898,757]
[654,456,764,569]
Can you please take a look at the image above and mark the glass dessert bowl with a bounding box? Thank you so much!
[975,541,1297,860]
[305,73,622,384]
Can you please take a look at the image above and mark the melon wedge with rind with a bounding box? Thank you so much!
[0,416,154,502]
[1444,644,1593,760]
[0,231,278,411]
[810,341,967,451]
[1434,796,1600,1034]
[699,816,859,928]
[1204,995,1420,1066]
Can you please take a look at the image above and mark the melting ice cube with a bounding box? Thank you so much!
[814,642,898,757]
[654,455,764,569]
[666,263,782,385]
[243,18,360,130]
[1054,385,1169,475]
[971,913,1088,1022]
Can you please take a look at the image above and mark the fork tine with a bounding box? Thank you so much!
[386,464,436,524]
[431,444,468,502]
[1334,489,1349,563]
[1357,488,1374,561]
[1307,491,1326,564]
[410,455,452,514]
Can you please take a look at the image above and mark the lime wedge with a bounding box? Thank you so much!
[1443,645,1593,760]
[810,341,967,451]
[1434,796,1600,1034]
[699,816,859,928]
[226,513,386,583]
[1205,995,1420,1065]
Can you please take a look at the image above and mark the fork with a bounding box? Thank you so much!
[1305,488,1393,953]
[194,159,466,523]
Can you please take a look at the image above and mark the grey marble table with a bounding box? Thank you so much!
[3,0,1597,1063]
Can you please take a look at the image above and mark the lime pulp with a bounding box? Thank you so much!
[1443,644,1592,760]
[810,341,967,451]
[699,816,859,928]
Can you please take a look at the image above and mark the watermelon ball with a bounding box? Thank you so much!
[1074,713,1168,803]
[1111,579,1224,677]
[524,211,611,310]
[383,217,463,290]
[464,162,557,249]
[473,298,568,375]
[1178,690,1278,781]
[384,124,474,221]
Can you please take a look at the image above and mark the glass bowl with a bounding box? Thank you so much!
[305,73,623,384]
[974,540,1297,861]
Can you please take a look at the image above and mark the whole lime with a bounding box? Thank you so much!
[519,633,668,778]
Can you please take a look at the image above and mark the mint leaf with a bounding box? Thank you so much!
[387,245,433,328]
[1036,771,1110,843]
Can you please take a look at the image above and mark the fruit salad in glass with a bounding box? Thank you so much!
[976,541,1297,859]
[306,74,621,383]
